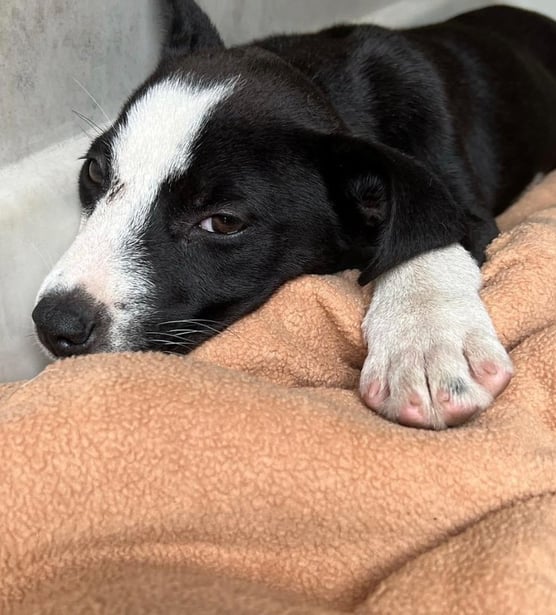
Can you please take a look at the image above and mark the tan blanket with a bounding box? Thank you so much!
[1,173,556,614]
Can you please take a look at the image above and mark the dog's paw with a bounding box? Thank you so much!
[360,326,513,429]
[359,245,513,430]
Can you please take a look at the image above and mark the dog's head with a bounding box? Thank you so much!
[33,0,464,358]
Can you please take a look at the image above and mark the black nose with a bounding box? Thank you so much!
[32,290,101,357]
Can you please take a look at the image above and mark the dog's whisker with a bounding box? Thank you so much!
[145,328,208,338]
[72,77,111,123]
[148,339,197,350]
[156,319,223,327]
[144,329,200,336]
[168,329,214,337]
[77,125,93,140]
[156,321,228,336]
[166,329,213,336]
[144,330,206,342]
[167,325,222,335]
[162,320,243,341]
[72,109,103,135]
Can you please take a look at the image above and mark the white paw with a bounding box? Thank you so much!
[359,245,513,430]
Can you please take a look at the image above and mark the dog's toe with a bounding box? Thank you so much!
[360,332,513,430]
[397,394,430,428]
[361,380,390,409]
[472,364,513,396]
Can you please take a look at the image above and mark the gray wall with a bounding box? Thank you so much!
[0,1,159,167]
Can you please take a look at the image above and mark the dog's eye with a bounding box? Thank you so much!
[199,214,246,235]
[86,158,104,185]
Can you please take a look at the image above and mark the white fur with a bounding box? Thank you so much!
[37,77,237,349]
[360,244,513,428]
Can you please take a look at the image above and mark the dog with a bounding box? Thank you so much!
[32,1,556,429]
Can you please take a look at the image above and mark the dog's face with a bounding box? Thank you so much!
[33,14,465,358]
[33,51,359,357]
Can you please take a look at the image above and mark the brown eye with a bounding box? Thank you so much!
[199,214,246,235]
[86,158,104,184]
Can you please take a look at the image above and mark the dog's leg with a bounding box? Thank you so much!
[360,244,513,429]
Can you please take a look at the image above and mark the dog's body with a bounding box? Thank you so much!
[260,8,556,224]
[33,3,556,428]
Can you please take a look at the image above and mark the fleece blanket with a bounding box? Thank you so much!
[1,173,556,614]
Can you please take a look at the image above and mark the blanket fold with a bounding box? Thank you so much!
[1,173,556,614]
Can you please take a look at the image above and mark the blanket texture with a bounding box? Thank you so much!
[1,173,556,614]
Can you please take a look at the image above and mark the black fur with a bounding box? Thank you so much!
[155,3,556,281]
[34,2,556,356]
[146,2,556,349]
[160,0,224,56]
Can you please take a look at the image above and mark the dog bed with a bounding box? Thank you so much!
[1,172,555,614]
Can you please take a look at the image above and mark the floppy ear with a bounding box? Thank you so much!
[160,0,224,60]
[317,134,468,284]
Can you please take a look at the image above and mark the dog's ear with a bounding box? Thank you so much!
[160,0,224,60]
[314,133,467,284]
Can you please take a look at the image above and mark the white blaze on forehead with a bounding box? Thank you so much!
[113,77,237,226]
[37,77,237,348]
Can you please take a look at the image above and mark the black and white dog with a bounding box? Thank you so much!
[33,2,556,429]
